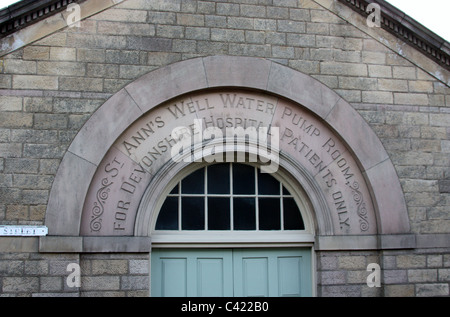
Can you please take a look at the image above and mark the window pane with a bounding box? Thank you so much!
[258,170,280,195]
[233,197,256,230]
[233,164,255,195]
[208,197,230,230]
[157,165,307,233]
[182,197,205,230]
[259,198,281,230]
[182,168,204,194]
[283,198,305,230]
[156,197,178,230]
[208,164,230,194]
[169,184,179,195]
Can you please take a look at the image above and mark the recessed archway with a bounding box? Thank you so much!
[44,56,412,252]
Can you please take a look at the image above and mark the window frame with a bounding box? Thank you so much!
[150,162,315,246]
[156,163,305,232]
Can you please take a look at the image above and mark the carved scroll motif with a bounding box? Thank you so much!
[90,177,114,232]
[347,181,369,232]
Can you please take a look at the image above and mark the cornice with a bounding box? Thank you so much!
[338,0,450,71]
[0,0,83,38]
[0,0,124,57]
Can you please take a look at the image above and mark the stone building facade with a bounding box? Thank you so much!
[0,0,449,297]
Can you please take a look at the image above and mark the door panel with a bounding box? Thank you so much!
[278,256,302,297]
[151,248,312,297]
[160,258,187,297]
[152,249,233,297]
[239,257,269,297]
[197,258,226,297]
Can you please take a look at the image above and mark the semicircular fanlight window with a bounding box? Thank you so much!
[156,163,305,232]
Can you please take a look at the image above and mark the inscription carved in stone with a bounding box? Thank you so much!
[80,90,376,236]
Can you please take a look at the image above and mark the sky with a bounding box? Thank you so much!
[0,0,449,41]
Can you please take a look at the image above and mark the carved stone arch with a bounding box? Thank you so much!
[44,56,412,252]
[134,146,330,238]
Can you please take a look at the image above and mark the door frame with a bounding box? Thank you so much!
[148,160,318,297]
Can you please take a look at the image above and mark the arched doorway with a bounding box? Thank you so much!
[149,162,314,297]
[43,56,412,297]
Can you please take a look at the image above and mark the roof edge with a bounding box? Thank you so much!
[0,0,84,38]
[0,0,449,84]
[0,0,124,57]
[338,0,450,71]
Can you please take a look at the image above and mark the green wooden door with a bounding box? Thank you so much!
[151,248,312,297]
[151,249,234,297]
[233,249,312,297]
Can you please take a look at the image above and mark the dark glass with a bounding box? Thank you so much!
[233,164,255,195]
[155,197,178,230]
[233,197,256,230]
[283,198,305,230]
[208,197,231,230]
[282,186,290,195]
[182,197,205,230]
[259,198,281,230]
[208,164,230,194]
[182,168,204,194]
[169,184,179,194]
[258,169,280,195]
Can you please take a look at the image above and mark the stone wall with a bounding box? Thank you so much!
[0,0,449,296]
[0,249,149,296]
[316,249,450,297]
